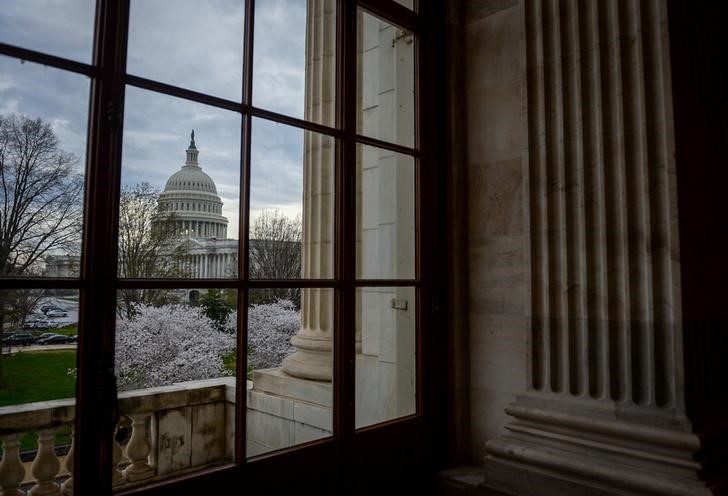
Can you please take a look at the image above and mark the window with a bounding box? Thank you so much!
[0,1,439,494]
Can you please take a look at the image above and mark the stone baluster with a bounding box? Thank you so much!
[112,428,125,487]
[29,428,62,496]
[122,413,154,482]
[61,428,74,495]
[0,433,26,496]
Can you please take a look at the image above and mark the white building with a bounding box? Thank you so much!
[153,131,238,279]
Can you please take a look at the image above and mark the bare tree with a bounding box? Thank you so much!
[0,114,83,276]
[249,209,302,307]
[117,183,190,317]
[2,288,44,327]
[0,114,83,386]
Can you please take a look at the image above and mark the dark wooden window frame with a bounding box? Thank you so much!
[0,0,446,493]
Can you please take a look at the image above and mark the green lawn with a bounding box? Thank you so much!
[0,350,77,451]
[0,350,77,407]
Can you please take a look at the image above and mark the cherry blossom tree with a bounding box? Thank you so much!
[226,299,300,371]
[115,303,235,391]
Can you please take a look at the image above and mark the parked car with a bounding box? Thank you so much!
[21,314,45,328]
[33,320,59,330]
[2,332,35,346]
[36,334,75,345]
[41,305,64,315]
[46,310,68,318]
[36,332,63,340]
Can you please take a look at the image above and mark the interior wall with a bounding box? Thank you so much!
[459,0,527,465]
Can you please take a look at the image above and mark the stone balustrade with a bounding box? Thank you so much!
[0,377,236,494]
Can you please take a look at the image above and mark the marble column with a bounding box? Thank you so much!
[281,0,336,382]
[483,1,708,494]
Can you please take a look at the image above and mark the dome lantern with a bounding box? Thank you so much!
[185,129,199,167]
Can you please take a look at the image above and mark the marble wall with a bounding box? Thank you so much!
[460,0,527,465]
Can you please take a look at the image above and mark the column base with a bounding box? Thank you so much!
[483,404,710,496]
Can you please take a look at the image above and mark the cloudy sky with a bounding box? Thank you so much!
[0,0,318,241]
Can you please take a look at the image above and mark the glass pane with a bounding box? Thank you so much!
[250,118,334,279]
[393,0,415,10]
[356,286,416,428]
[0,0,95,63]
[0,56,88,278]
[127,0,245,101]
[253,0,336,126]
[356,144,415,279]
[0,289,79,489]
[247,288,333,457]
[357,10,415,147]
[120,87,241,279]
[114,288,238,485]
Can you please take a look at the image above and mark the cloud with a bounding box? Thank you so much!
[1,0,318,243]
[0,0,94,63]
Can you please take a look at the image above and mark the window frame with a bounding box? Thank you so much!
[0,0,445,493]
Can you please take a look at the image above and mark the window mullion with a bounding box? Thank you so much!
[334,0,357,453]
[74,0,130,494]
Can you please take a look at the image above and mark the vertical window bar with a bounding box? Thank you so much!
[236,0,256,464]
[75,0,130,493]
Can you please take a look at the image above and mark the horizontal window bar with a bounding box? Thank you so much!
[115,279,343,289]
[0,278,85,289]
[0,42,96,77]
[250,106,342,138]
[357,0,421,33]
[354,279,421,286]
[125,74,245,113]
[355,134,420,157]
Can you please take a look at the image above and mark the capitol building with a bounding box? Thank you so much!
[45,132,238,279]
[152,131,237,279]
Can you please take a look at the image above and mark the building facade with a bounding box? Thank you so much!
[152,132,238,279]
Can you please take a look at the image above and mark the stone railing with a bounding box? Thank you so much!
[0,377,236,494]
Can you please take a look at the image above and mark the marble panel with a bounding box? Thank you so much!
[293,401,332,431]
[246,408,293,450]
[468,158,524,236]
[190,402,226,467]
[465,4,523,90]
[156,407,193,475]
[467,82,523,163]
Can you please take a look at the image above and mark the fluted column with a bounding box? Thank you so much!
[483,1,707,494]
[282,0,336,381]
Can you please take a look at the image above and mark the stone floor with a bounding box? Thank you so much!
[438,466,508,495]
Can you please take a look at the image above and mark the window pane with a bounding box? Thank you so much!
[356,144,415,279]
[253,0,336,126]
[0,56,88,278]
[114,288,238,485]
[0,289,79,490]
[393,0,415,11]
[357,10,415,148]
[120,87,241,279]
[250,118,334,280]
[127,0,245,101]
[0,0,95,63]
[355,286,416,429]
[247,288,333,457]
